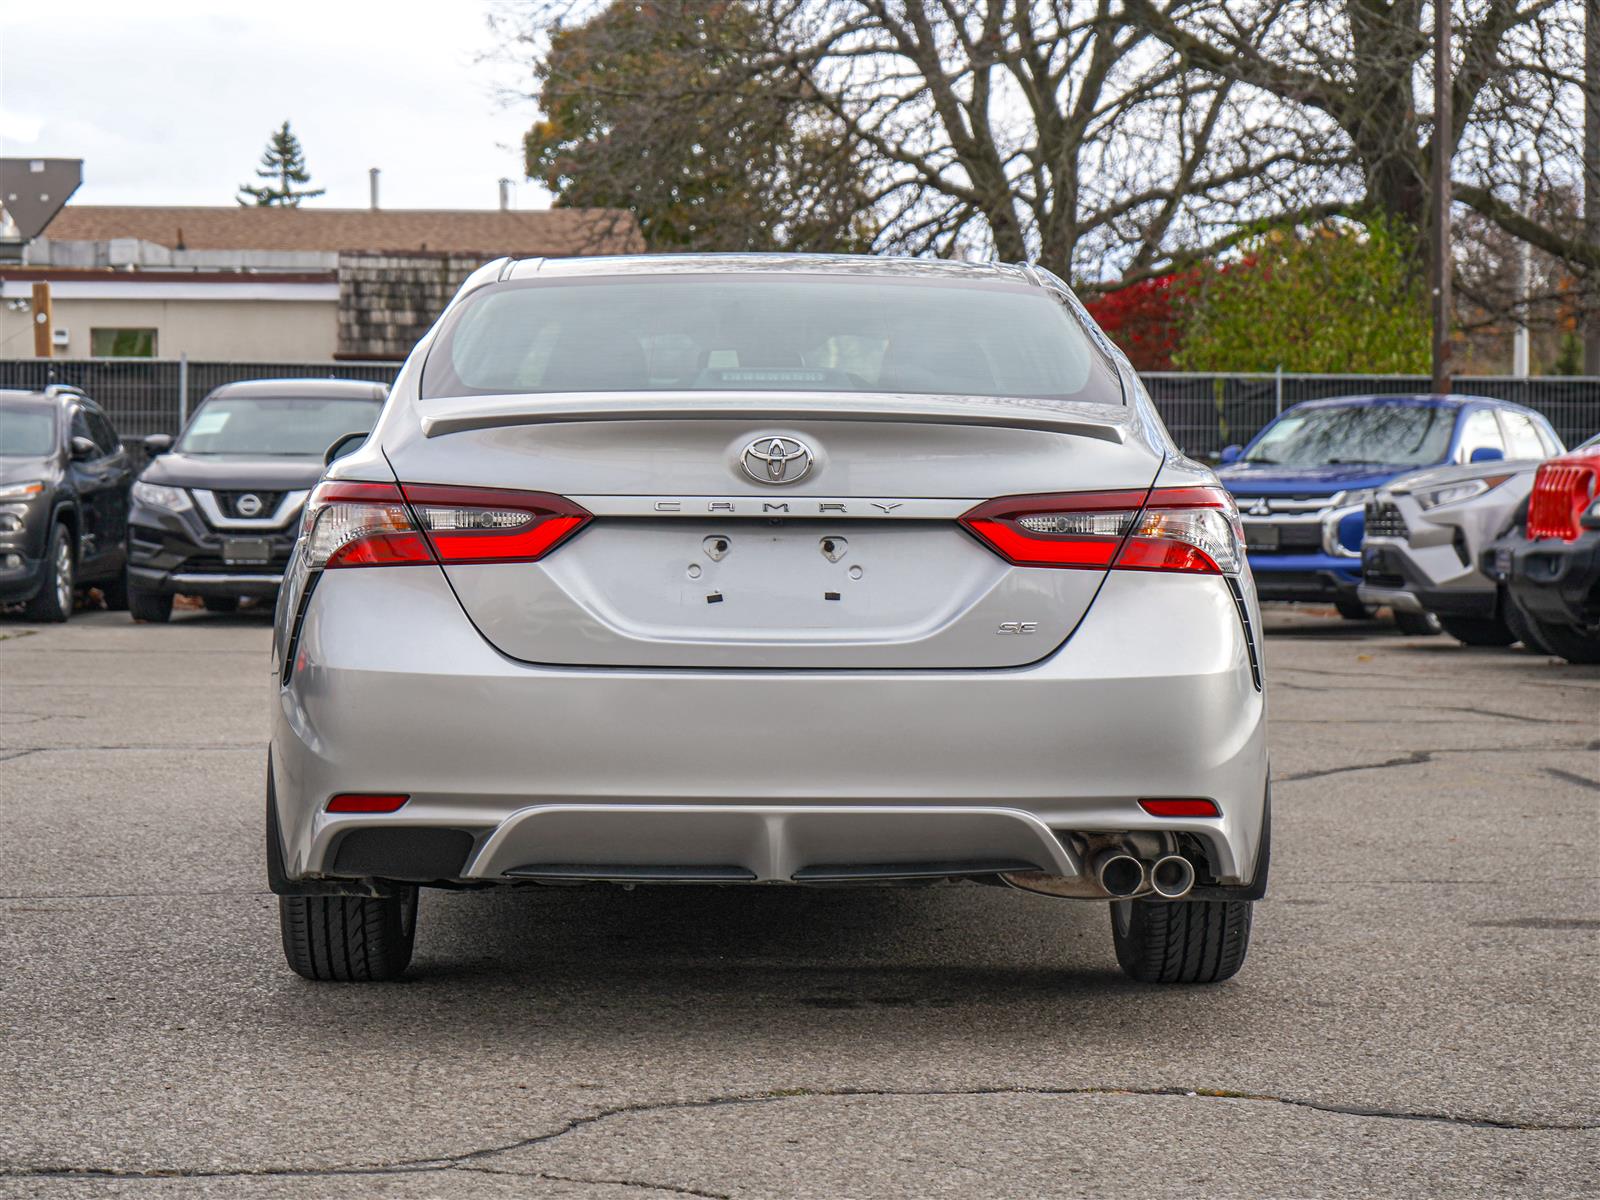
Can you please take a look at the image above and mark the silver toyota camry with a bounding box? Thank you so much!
[269,255,1269,985]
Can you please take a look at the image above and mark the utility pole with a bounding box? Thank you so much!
[1585,0,1599,373]
[1431,1,1453,394]
[1513,153,1531,378]
[30,282,52,359]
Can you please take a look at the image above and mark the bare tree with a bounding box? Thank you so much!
[496,2,1329,283]
[1122,2,1596,275]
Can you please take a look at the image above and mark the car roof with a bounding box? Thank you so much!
[521,252,1036,284]
[1286,393,1535,414]
[200,378,389,403]
[0,389,57,409]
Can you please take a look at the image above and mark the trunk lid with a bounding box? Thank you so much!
[382,394,1163,668]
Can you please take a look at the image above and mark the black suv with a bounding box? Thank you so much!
[0,385,133,622]
[127,379,387,622]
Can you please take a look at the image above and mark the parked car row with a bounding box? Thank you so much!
[1209,391,1598,663]
[0,379,385,622]
[4,380,1597,665]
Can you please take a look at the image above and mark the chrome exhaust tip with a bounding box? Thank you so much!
[1149,854,1196,900]
[1094,850,1145,898]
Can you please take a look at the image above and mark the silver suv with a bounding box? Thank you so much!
[1360,423,1580,647]
[268,255,1269,985]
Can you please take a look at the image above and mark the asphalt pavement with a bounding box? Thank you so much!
[1,604,1596,1198]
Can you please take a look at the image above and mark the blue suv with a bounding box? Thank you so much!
[1215,395,1560,618]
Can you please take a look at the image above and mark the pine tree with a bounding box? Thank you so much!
[237,121,325,207]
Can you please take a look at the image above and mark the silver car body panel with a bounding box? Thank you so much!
[274,254,1267,895]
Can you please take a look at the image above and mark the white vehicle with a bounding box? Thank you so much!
[267,255,1269,984]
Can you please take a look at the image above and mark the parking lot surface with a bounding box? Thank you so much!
[1,606,1597,1198]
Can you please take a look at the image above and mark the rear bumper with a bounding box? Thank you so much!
[270,566,1269,892]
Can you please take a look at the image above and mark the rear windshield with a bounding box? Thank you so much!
[0,404,55,456]
[1244,404,1456,468]
[422,274,1120,403]
[177,396,382,456]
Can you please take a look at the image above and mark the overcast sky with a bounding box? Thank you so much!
[1,0,553,211]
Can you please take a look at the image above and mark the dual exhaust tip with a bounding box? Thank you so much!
[1093,849,1195,900]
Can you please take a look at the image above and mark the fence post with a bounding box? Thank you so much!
[177,354,189,429]
[1274,365,1284,416]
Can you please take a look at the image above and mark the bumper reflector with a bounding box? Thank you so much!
[1139,798,1221,818]
[326,793,410,814]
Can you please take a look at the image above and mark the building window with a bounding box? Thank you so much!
[90,328,158,358]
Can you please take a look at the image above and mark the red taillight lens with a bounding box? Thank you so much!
[1527,461,1598,542]
[326,793,409,813]
[961,486,1242,574]
[304,481,432,568]
[400,484,590,564]
[301,481,591,569]
[1139,798,1222,818]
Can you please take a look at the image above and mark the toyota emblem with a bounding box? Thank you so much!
[740,436,814,485]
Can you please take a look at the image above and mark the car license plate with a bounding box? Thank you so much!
[1242,523,1279,552]
[222,537,272,565]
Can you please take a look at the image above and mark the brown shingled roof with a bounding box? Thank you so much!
[43,205,643,256]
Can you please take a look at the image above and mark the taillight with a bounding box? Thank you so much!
[400,484,590,564]
[961,486,1242,574]
[301,481,591,569]
[304,481,432,568]
[1527,461,1598,542]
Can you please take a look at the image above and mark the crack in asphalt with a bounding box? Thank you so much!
[1277,744,1596,783]
[1543,767,1600,792]
[0,744,259,761]
[2,1083,1595,1185]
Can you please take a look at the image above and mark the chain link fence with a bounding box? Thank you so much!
[1144,372,1600,456]
[5,358,1599,457]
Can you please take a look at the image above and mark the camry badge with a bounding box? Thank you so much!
[741,436,814,485]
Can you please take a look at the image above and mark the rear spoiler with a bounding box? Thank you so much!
[418,392,1129,445]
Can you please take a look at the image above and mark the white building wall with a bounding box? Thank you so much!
[0,290,339,361]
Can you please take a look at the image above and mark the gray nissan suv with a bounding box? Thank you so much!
[268,255,1270,985]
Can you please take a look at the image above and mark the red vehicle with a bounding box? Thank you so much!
[1489,445,1600,664]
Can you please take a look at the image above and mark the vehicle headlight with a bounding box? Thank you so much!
[1415,475,1509,511]
[132,481,192,513]
[0,479,45,502]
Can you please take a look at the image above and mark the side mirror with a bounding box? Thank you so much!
[1469,446,1505,464]
[324,431,368,467]
[1219,444,1244,464]
[69,436,98,461]
[143,433,173,457]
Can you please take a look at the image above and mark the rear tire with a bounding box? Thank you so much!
[1111,898,1252,984]
[128,587,173,623]
[1393,610,1441,636]
[279,890,418,982]
[22,524,73,623]
[202,595,240,614]
[1521,614,1600,665]
[1334,598,1373,620]
[1439,615,1515,647]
